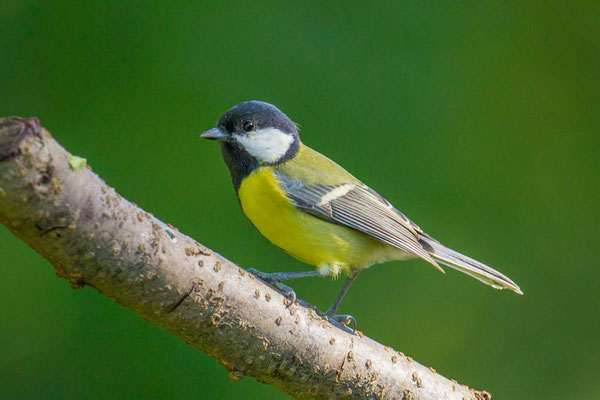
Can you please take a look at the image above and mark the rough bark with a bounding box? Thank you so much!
[0,116,491,400]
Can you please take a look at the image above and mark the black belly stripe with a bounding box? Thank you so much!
[220,141,259,192]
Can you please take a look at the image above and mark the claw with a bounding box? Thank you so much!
[284,288,296,305]
[248,268,297,307]
[272,281,297,306]
[326,311,357,332]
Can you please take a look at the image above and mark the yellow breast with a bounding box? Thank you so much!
[237,167,394,275]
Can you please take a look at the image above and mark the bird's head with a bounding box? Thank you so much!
[201,101,299,165]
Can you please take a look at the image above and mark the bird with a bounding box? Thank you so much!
[201,100,522,327]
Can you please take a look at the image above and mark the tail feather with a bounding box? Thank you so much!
[419,234,523,295]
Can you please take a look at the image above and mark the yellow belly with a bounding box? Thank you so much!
[237,168,402,275]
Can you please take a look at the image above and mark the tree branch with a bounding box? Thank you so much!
[0,117,491,400]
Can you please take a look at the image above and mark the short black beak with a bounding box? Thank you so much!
[200,127,229,141]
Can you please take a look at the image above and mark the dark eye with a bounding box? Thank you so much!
[242,121,255,132]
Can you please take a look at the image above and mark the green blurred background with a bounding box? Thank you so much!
[1,1,599,399]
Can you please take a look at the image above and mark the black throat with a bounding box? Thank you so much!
[219,137,299,192]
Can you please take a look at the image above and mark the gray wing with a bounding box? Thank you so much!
[277,174,441,268]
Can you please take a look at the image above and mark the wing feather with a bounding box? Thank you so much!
[277,174,440,268]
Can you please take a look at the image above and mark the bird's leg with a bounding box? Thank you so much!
[247,268,324,305]
[326,272,359,331]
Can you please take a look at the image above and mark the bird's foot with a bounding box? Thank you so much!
[247,268,297,305]
[326,309,357,332]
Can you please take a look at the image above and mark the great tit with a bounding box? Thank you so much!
[201,101,522,326]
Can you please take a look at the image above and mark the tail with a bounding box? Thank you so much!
[419,234,523,295]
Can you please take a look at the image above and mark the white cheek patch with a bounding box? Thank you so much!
[234,128,294,163]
